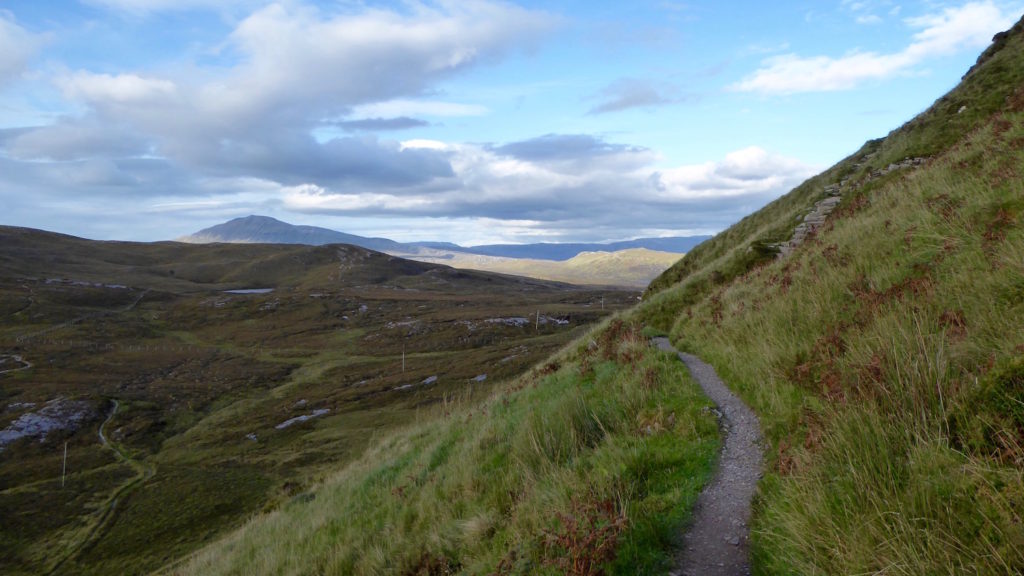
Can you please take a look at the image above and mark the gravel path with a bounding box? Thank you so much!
[653,337,764,576]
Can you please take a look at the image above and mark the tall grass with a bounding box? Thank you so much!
[169,321,719,575]
[636,93,1024,573]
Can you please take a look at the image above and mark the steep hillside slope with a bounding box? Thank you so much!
[170,322,718,575]
[163,15,1024,576]
[638,15,1024,574]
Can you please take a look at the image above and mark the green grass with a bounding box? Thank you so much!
[169,321,718,575]
[0,234,633,574]
[167,17,1024,574]
[629,19,1024,573]
[7,16,1024,576]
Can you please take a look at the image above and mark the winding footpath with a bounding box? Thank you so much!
[653,338,764,576]
[0,354,32,374]
[47,399,156,575]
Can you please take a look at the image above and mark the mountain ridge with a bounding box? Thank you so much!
[179,215,710,261]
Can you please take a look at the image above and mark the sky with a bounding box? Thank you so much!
[0,1,1020,245]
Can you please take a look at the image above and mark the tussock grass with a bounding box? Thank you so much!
[170,321,719,575]
[635,44,1024,574]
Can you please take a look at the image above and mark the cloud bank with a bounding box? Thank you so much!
[0,13,45,88]
[734,1,1016,94]
[0,1,819,244]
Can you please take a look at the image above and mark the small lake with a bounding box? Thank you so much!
[223,288,274,294]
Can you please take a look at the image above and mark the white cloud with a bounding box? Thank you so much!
[282,185,436,213]
[733,1,1017,94]
[204,1,552,120]
[273,138,816,242]
[857,14,883,24]
[29,1,553,187]
[0,13,46,88]
[588,78,689,114]
[652,146,816,199]
[352,99,489,119]
[0,2,823,243]
[58,71,178,104]
[903,1,1013,58]
[5,119,149,161]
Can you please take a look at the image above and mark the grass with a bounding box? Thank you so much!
[166,16,1024,574]
[7,16,1023,576]
[169,320,719,575]
[0,235,634,575]
[630,20,1024,573]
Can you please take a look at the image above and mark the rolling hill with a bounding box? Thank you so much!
[0,227,633,575]
[179,215,694,287]
[406,247,681,288]
[165,13,1024,576]
[180,214,708,261]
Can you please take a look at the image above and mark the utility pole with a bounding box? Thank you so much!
[536,310,540,331]
[62,442,68,488]
[402,345,406,373]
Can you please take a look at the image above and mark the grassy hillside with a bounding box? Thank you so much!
[408,248,682,288]
[0,231,633,575]
[171,321,718,575]
[13,15,1023,576]
[636,14,1024,574]
[158,16,1024,576]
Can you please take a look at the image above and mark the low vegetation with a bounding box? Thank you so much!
[0,234,633,575]
[171,320,718,575]
[6,15,1023,576]
[636,15,1024,574]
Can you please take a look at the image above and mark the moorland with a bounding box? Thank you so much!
[0,228,633,575]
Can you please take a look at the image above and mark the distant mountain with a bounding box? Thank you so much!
[178,215,410,253]
[179,215,709,261]
[0,224,571,292]
[456,237,710,260]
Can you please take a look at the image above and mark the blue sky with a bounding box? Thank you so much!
[0,0,1020,244]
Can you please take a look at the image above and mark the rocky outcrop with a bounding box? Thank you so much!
[776,156,928,258]
[0,398,92,450]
